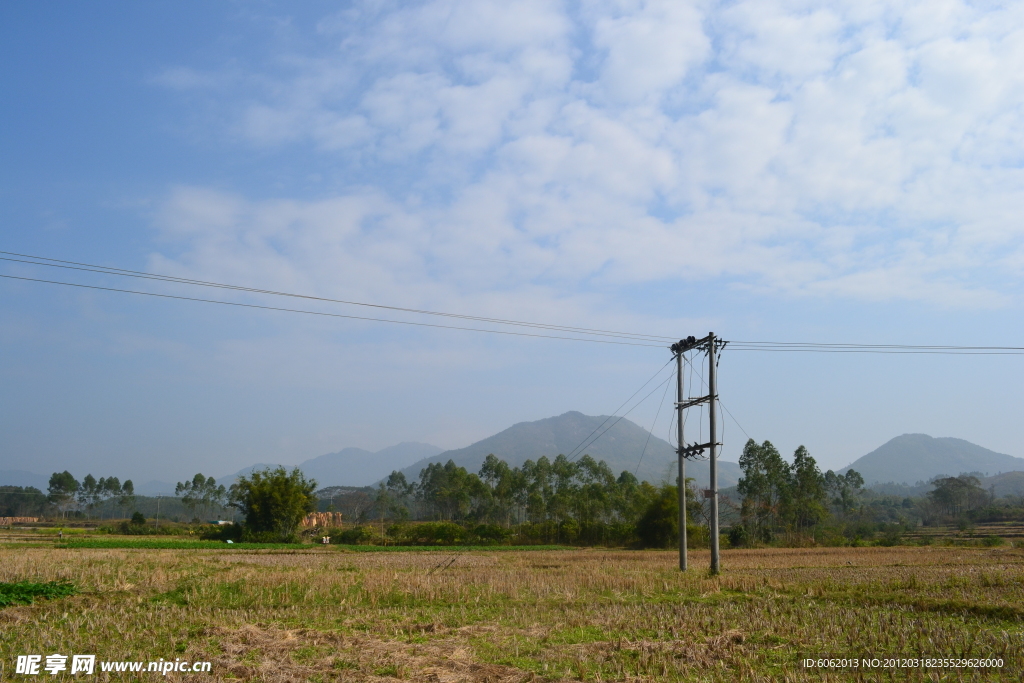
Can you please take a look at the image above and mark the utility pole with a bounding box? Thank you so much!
[708,334,720,575]
[671,333,726,574]
[676,348,687,571]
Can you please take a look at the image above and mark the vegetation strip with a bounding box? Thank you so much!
[0,580,77,607]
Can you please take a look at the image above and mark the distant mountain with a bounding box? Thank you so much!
[0,470,49,490]
[298,443,443,487]
[984,471,1024,498]
[220,443,444,489]
[840,434,1024,485]
[395,411,741,488]
[218,463,286,487]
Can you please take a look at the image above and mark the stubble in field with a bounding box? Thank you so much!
[1,545,1022,681]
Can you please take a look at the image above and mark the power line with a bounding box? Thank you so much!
[635,371,673,476]
[728,341,1024,355]
[3,250,1023,354]
[0,251,673,344]
[0,274,664,348]
[563,359,675,462]
[567,367,676,463]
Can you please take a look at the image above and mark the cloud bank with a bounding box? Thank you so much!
[154,0,1024,312]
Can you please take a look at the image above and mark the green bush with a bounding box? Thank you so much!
[636,486,678,548]
[399,521,468,545]
[727,525,750,548]
[334,526,378,545]
[472,523,513,545]
[130,511,146,525]
[229,466,317,542]
[200,523,242,542]
[981,535,1005,547]
[242,528,300,543]
[0,581,77,607]
[876,525,904,546]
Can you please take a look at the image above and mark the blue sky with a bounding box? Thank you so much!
[2,0,1022,485]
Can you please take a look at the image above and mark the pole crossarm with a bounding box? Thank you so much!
[679,441,722,459]
[670,334,712,355]
[676,395,712,410]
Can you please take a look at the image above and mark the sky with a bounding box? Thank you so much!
[2,0,1023,487]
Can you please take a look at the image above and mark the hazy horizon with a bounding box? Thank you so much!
[3,2,1023,484]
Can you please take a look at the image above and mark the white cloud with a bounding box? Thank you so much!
[152,0,1024,311]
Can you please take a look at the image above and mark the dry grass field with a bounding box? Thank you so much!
[1,544,1022,681]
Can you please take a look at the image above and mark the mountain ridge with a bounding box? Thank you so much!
[839,433,1024,485]
[394,411,742,488]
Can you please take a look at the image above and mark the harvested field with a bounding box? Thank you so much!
[1,545,1022,681]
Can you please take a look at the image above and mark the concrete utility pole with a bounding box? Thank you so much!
[671,333,725,574]
[708,334,720,575]
[676,348,687,572]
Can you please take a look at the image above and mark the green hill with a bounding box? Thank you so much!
[840,434,1024,485]
[396,411,741,488]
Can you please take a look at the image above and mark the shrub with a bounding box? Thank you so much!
[130,511,146,525]
[472,523,513,545]
[200,523,242,542]
[229,467,317,542]
[981,535,1005,547]
[0,581,77,607]
[334,526,377,545]
[727,525,750,548]
[636,486,678,548]
[401,521,468,545]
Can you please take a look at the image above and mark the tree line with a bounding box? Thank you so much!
[357,454,709,546]
[13,443,1015,548]
[45,471,137,519]
[734,440,864,544]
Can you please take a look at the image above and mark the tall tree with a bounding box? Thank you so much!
[928,475,988,517]
[228,467,317,541]
[788,446,827,531]
[416,460,488,521]
[48,471,79,518]
[118,480,136,518]
[376,470,414,521]
[176,473,227,519]
[823,469,864,517]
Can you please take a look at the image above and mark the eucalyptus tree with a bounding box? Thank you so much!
[416,460,488,521]
[176,473,228,520]
[737,439,791,540]
[823,469,864,518]
[788,446,828,531]
[47,471,79,518]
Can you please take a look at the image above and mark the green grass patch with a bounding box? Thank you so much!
[57,538,302,550]
[0,580,78,607]
[54,538,572,551]
[333,544,572,552]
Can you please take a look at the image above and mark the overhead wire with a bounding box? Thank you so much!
[0,251,672,344]
[635,369,673,476]
[4,250,1024,354]
[0,274,665,348]
[564,360,676,462]
[568,369,675,463]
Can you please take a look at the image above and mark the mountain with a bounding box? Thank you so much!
[840,434,1024,485]
[218,463,286,487]
[395,411,741,488]
[984,471,1024,498]
[0,470,49,490]
[298,443,443,487]
[220,443,444,488]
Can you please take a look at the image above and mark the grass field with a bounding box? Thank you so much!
[1,544,1022,681]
